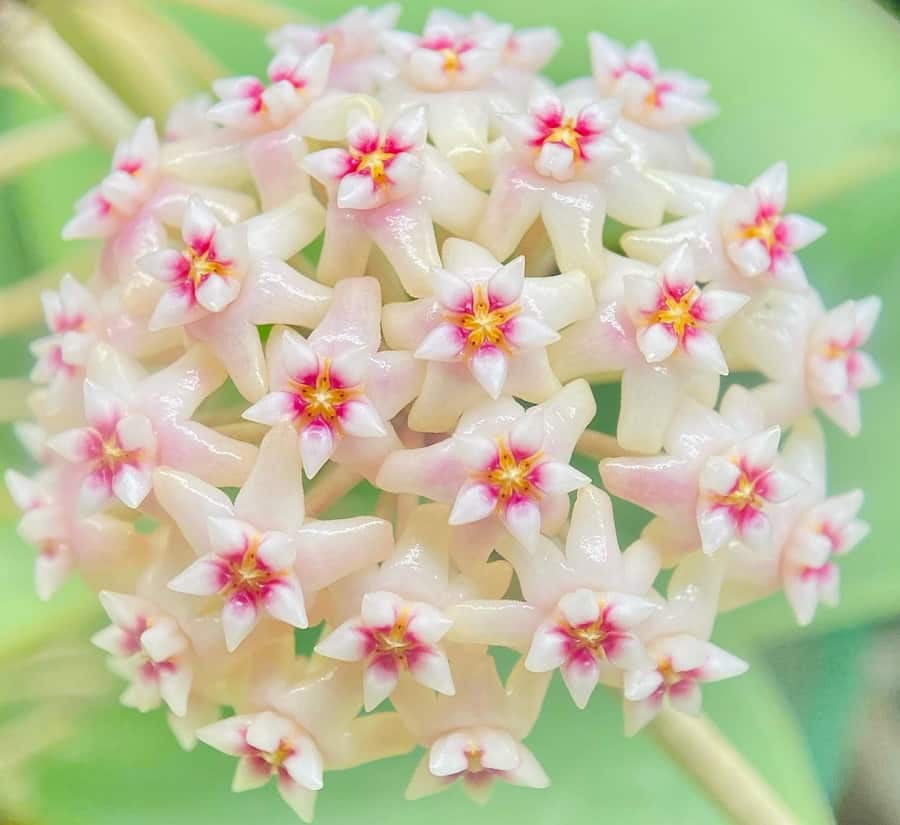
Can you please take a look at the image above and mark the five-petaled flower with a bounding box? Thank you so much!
[92,591,193,716]
[588,34,717,129]
[316,590,454,710]
[209,44,333,133]
[504,92,621,182]
[303,107,427,210]
[623,245,748,374]
[62,118,160,239]
[243,278,420,478]
[141,197,249,330]
[378,381,594,550]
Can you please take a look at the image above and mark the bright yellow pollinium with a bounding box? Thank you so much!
[545,118,582,156]
[447,283,520,358]
[353,146,395,186]
[292,358,361,427]
[648,288,700,340]
[717,469,764,512]
[481,439,543,503]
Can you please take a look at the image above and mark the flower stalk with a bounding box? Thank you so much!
[0,1,137,147]
[0,115,86,184]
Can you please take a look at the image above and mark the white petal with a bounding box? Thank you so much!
[761,469,804,503]
[727,238,770,277]
[363,659,399,711]
[314,620,367,661]
[478,730,519,771]
[533,460,589,494]
[448,481,498,525]
[636,323,679,363]
[410,648,455,695]
[302,148,352,185]
[509,408,544,456]
[558,588,601,626]
[415,324,466,362]
[360,590,401,628]
[453,435,498,471]
[561,656,600,708]
[196,715,249,756]
[739,510,773,551]
[207,516,251,555]
[684,329,728,374]
[299,423,335,478]
[139,249,189,282]
[112,464,152,509]
[525,623,567,672]
[407,604,453,644]
[503,498,542,550]
[159,665,192,717]
[233,757,271,792]
[278,329,319,382]
[182,196,219,250]
[169,553,226,596]
[751,162,787,210]
[697,505,737,554]
[140,616,187,661]
[624,668,664,702]
[246,711,294,753]
[387,105,428,151]
[429,731,469,777]
[700,456,741,496]
[503,315,560,350]
[336,172,380,210]
[263,578,308,628]
[340,399,387,438]
[698,643,748,682]
[739,427,781,471]
[195,274,240,314]
[668,680,703,715]
[242,391,296,426]
[222,593,259,651]
[487,257,525,307]
[431,267,472,313]
[282,741,324,791]
[149,287,204,331]
[48,427,96,462]
[115,414,156,452]
[694,289,748,323]
[256,532,295,569]
[535,141,576,181]
[605,593,658,629]
[504,744,550,789]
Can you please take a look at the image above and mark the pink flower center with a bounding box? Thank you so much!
[647,284,701,342]
[555,602,626,665]
[712,460,772,525]
[420,34,474,73]
[361,608,429,672]
[740,204,788,258]
[445,283,520,359]
[220,536,282,599]
[530,108,602,161]
[478,438,544,506]
[288,358,362,432]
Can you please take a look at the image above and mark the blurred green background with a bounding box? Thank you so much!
[1,1,899,822]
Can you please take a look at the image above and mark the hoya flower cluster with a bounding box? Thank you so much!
[6,6,880,819]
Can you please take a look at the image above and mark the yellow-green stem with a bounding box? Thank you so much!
[0,1,137,147]
[0,115,87,184]
[652,708,800,825]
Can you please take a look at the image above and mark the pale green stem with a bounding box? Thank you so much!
[159,0,305,28]
[304,466,362,518]
[0,1,137,147]
[652,708,801,825]
[0,115,87,184]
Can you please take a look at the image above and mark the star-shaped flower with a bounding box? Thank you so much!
[209,44,334,134]
[449,486,662,708]
[551,249,744,453]
[377,381,594,550]
[383,239,594,432]
[600,386,804,559]
[622,552,747,735]
[622,162,826,292]
[155,424,394,651]
[137,196,330,401]
[315,503,511,710]
[724,290,881,436]
[622,245,748,374]
[303,109,486,298]
[396,648,550,804]
[243,277,422,478]
[717,418,870,625]
[198,658,414,822]
[474,91,620,281]
[588,33,717,129]
[267,5,401,93]
[47,344,257,512]
[62,118,160,240]
[92,590,193,716]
